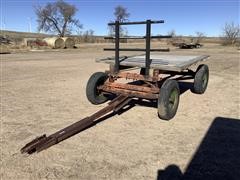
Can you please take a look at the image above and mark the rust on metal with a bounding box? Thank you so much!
[100,85,158,99]
[117,72,161,82]
[21,95,130,154]
[101,82,159,94]
[153,69,160,81]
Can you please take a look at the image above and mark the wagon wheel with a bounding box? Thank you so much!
[86,72,109,105]
[158,79,180,120]
[193,64,209,94]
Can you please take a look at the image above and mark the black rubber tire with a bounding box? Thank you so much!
[86,72,109,105]
[158,79,180,120]
[193,64,209,94]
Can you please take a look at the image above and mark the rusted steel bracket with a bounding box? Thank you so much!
[101,82,159,93]
[99,82,159,99]
[117,72,161,82]
[100,87,158,99]
[21,95,130,154]
[98,79,160,100]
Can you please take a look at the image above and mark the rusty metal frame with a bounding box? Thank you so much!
[99,81,159,99]
[99,66,196,100]
[21,20,199,155]
[117,72,161,82]
[21,68,196,154]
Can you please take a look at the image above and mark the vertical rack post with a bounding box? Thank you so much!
[145,20,151,76]
[105,20,167,75]
[115,21,120,73]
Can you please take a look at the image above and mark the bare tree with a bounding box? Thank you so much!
[167,29,177,45]
[195,31,205,43]
[109,5,130,36]
[35,0,82,37]
[114,5,130,23]
[83,29,95,43]
[222,22,240,45]
[88,29,95,43]
[167,29,176,37]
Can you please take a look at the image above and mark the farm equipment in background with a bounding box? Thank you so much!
[21,20,209,154]
[171,37,203,49]
[24,38,48,48]
[176,42,203,49]
[0,35,12,54]
[0,35,12,45]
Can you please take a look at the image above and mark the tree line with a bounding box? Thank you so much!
[36,0,239,45]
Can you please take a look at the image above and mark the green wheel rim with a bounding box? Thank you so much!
[202,73,208,89]
[169,88,178,110]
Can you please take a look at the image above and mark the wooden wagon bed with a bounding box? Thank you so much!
[97,54,210,72]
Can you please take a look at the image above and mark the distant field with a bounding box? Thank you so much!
[1,30,224,44]
[0,30,50,39]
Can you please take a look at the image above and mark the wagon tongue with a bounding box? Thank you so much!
[21,117,94,154]
[20,134,55,154]
[21,95,130,155]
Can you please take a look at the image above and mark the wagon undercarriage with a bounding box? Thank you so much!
[96,54,209,100]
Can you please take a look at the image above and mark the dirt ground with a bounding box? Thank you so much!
[1,43,240,179]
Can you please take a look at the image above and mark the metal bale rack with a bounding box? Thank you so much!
[21,20,209,154]
[92,20,209,105]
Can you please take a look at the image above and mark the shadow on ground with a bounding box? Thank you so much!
[157,117,240,180]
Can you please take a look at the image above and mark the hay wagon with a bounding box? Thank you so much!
[86,20,209,120]
[21,20,209,154]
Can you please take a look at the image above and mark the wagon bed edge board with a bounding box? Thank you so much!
[96,54,210,72]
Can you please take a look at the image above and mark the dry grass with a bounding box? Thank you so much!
[1,42,239,179]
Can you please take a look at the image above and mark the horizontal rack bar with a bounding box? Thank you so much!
[104,35,172,40]
[108,20,164,26]
[104,48,170,52]
[151,35,172,39]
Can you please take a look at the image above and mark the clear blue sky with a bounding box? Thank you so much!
[1,0,239,37]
